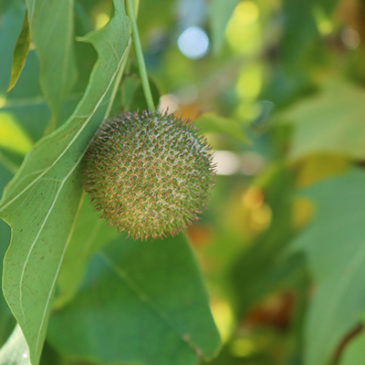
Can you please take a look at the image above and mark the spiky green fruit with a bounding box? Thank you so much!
[82,110,215,240]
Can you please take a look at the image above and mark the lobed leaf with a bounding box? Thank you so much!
[0,0,131,363]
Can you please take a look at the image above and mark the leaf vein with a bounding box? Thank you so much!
[0,50,126,212]
[34,190,85,353]
[99,253,204,360]
[19,151,84,319]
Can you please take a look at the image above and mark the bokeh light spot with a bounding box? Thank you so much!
[95,12,110,30]
[341,27,360,50]
[213,150,240,175]
[0,95,6,108]
[0,113,32,154]
[226,1,261,54]
[242,187,264,210]
[159,94,179,114]
[313,6,333,35]
[211,300,234,342]
[230,338,256,357]
[177,26,209,59]
[234,1,259,25]
[236,64,263,100]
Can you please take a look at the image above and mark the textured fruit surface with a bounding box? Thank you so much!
[83,111,215,240]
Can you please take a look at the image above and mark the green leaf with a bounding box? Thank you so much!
[0,161,15,347]
[54,194,118,309]
[48,234,221,365]
[120,68,160,112]
[6,11,30,93]
[0,0,25,94]
[0,155,15,195]
[138,0,174,42]
[128,77,160,111]
[292,168,365,365]
[0,154,18,353]
[340,321,365,365]
[209,0,238,53]
[0,2,53,146]
[263,0,338,107]
[0,220,14,345]
[0,325,30,365]
[0,1,131,363]
[282,81,365,161]
[25,0,77,120]
[194,112,246,142]
[279,0,337,66]
[39,345,63,365]
[0,92,80,147]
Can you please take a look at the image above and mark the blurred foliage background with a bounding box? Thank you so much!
[2,0,365,364]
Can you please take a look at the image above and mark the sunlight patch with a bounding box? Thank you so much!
[0,113,32,154]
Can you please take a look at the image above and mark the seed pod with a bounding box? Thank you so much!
[83,110,215,240]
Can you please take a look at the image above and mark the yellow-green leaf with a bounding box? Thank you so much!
[6,11,30,93]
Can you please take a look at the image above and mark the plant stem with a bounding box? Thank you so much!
[126,0,155,111]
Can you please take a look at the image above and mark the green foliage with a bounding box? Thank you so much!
[6,11,30,93]
[4,0,365,364]
[340,321,365,365]
[230,166,297,316]
[293,169,365,365]
[194,113,246,142]
[0,0,24,94]
[283,81,365,161]
[0,1,222,364]
[25,0,77,126]
[0,1,50,144]
[121,73,160,112]
[0,1,131,363]
[0,162,15,348]
[48,234,220,365]
[53,194,118,309]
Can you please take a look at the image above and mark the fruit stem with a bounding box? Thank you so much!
[126,0,155,111]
